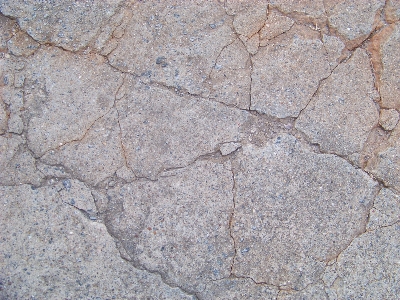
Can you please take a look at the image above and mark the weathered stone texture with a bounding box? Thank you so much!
[336,225,400,299]
[117,76,247,178]
[380,24,400,109]
[0,0,125,51]
[251,25,331,118]
[231,134,377,290]
[102,160,235,293]
[325,0,385,42]
[209,39,251,109]
[296,48,379,156]
[0,184,191,299]
[367,188,400,230]
[40,109,124,186]
[24,46,123,157]
[366,124,400,192]
[108,1,235,95]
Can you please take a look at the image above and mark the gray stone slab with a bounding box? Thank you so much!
[367,188,400,230]
[199,278,278,300]
[0,0,125,51]
[101,160,235,293]
[24,46,123,157]
[209,39,251,109]
[251,25,330,118]
[0,184,191,299]
[117,76,247,178]
[325,0,385,42]
[231,134,378,290]
[295,48,379,156]
[335,225,400,299]
[40,108,124,186]
[366,124,400,192]
[380,24,400,110]
[107,1,235,95]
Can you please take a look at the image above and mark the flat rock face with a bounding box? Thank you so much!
[366,124,400,192]
[336,225,400,299]
[24,46,123,157]
[102,160,235,293]
[0,0,125,51]
[117,76,247,178]
[295,49,379,156]
[251,25,331,118]
[108,1,234,95]
[325,0,385,43]
[231,134,377,290]
[0,1,399,298]
[380,24,400,109]
[0,184,191,300]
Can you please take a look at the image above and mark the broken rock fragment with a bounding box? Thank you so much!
[103,160,235,293]
[367,188,400,230]
[0,0,125,51]
[336,225,400,299]
[0,184,191,299]
[296,48,379,156]
[231,134,378,290]
[366,123,400,192]
[209,39,251,109]
[40,109,124,186]
[325,0,385,44]
[108,1,234,95]
[379,108,399,130]
[380,24,400,110]
[24,46,123,157]
[117,76,247,178]
[251,25,331,118]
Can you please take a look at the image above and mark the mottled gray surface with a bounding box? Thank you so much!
[0,0,399,298]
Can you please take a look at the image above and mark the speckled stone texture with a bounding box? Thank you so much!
[0,0,399,299]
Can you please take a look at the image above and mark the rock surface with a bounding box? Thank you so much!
[0,0,399,298]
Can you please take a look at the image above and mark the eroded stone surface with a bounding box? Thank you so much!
[367,188,400,230]
[366,124,400,192]
[209,39,251,109]
[296,48,379,156]
[7,31,39,57]
[0,0,125,51]
[108,1,234,95]
[336,225,400,299]
[102,160,234,293]
[269,0,326,18]
[0,184,191,299]
[385,0,400,22]
[40,109,124,186]
[322,34,346,69]
[117,76,247,178]
[278,283,328,299]
[251,25,331,118]
[199,278,278,300]
[0,134,43,185]
[24,46,123,157]
[379,108,399,130]
[259,10,294,45]
[0,2,398,298]
[380,24,400,110]
[325,0,385,43]
[231,134,377,290]
[232,1,268,38]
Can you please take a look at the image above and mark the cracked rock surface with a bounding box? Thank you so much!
[0,1,399,299]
